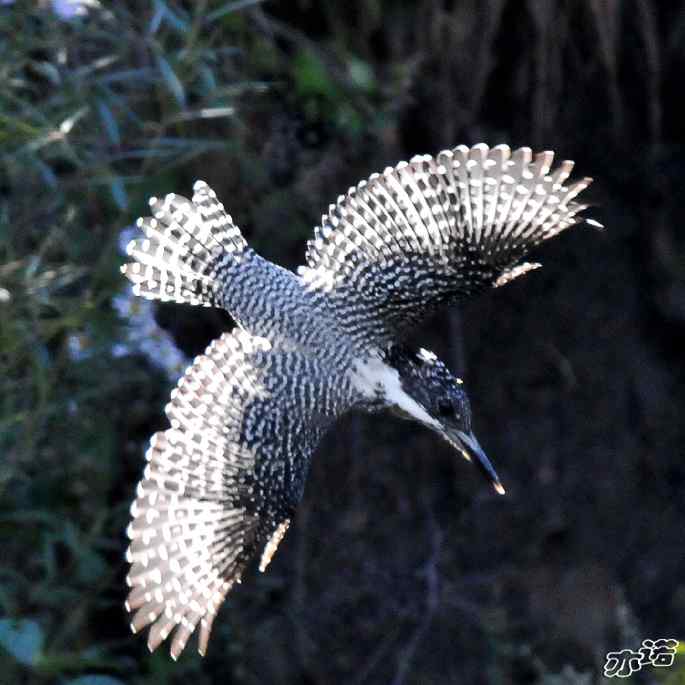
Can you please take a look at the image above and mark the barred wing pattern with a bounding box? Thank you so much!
[304,143,597,348]
[125,330,345,658]
[122,181,248,308]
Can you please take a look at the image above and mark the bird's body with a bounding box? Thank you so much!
[121,143,597,658]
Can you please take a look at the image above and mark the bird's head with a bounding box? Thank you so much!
[385,346,505,495]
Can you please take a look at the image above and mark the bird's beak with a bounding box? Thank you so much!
[452,429,505,495]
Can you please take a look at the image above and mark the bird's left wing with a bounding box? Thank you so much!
[302,143,598,349]
[125,329,347,659]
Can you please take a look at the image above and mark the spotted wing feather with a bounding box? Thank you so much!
[121,181,248,307]
[303,143,598,347]
[125,329,345,658]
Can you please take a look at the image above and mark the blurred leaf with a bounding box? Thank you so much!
[95,68,156,86]
[59,107,88,136]
[152,0,190,35]
[64,675,126,685]
[147,2,164,36]
[33,158,58,188]
[0,618,44,666]
[168,106,235,123]
[109,176,128,210]
[95,99,120,146]
[205,0,264,23]
[71,55,119,81]
[293,49,337,100]
[348,56,375,93]
[197,63,217,92]
[156,56,186,107]
[31,60,62,86]
[336,103,363,135]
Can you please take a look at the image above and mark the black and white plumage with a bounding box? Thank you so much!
[121,143,598,658]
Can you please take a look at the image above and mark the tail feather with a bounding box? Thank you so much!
[121,181,247,307]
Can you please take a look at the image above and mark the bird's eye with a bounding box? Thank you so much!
[437,400,453,417]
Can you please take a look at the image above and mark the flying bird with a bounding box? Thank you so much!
[121,143,597,658]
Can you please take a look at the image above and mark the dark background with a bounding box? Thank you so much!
[1,1,684,683]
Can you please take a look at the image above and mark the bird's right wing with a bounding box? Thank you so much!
[302,143,598,349]
[125,329,348,659]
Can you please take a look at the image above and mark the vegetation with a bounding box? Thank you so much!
[1,1,684,683]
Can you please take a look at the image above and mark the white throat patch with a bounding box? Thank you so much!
[350,356,441,429]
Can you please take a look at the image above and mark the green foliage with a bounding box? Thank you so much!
[655,642,685,685]
[0,1,255,209]
[0,2,268,683]
[291,47,376,134]
[65,677,126,685]
[0,618,44,666]
[293,49,338,100]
